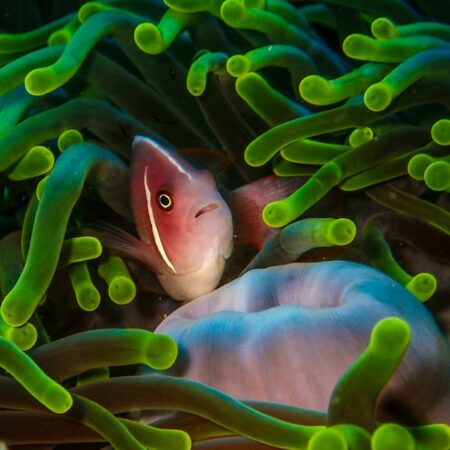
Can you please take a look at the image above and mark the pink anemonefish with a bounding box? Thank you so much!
[99,136,300,301]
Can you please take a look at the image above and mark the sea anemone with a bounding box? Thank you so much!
[0,0,449,448]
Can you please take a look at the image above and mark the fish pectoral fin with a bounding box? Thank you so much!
[227,175,303,249]
[83,221,165,273]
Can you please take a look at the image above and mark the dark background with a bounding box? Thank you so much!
[1,0,448,34]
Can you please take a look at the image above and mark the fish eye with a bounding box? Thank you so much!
[157,191,173,211]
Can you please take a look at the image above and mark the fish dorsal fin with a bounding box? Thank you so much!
[84,222,168,274]
[178,147,230,177]
[227,175,303,249]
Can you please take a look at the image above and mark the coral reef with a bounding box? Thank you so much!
[0,0,449,448]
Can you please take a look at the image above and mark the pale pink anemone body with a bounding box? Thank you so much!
[156,261,450,424]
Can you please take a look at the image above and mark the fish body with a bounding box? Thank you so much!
[98,136,299,301]
[129,136,234,301]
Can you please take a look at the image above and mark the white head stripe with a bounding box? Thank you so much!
[144,167,177,273]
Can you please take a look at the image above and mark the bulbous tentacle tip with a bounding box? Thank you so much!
[342,34,360,58]
[25,67,58,96]
[155,428,192,450]
[244,146,266,167]
[36,176,49,201]
[5,323,38,351]
[227,54,249,77]
[299,75,331,105]
[78,2,104,23]
[77,285,101,311]
[7,146,54,181]
[371,17,399,40]
[407,153,433,180]
[369,317,411,358]
[1,288,36,327]
[42,384,73,414]
[372,424,414,450]
[58,129,84,152]
[329,218,357,246]
[134,22,164,55]
[107,276,136,305]
[349,127,374,147]
[406,272,437,302]
[364,82,392,112]
[425,161,450,191]
[331,425,372,449]
[413,424,450,450]
[431,119,450,145]
[187,83,204,96]
[144,333,178,370]
[221,0,247,26]
[173,431,192,450]
[235,71,259,91]
[262,200,291,228]
[308,428,347,450]
[48,30,70,46]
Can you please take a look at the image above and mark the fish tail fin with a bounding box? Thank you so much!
[227,175,303,249]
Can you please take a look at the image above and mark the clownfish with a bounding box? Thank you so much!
[99,136,299,301]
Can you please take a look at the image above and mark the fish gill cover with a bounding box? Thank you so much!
[0,0,449,449]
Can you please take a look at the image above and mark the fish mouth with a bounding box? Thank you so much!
[195,203,220,219]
